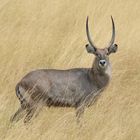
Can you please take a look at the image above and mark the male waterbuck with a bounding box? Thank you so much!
[10,16,118,123]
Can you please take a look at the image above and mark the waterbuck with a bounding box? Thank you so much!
[10,16,118,123]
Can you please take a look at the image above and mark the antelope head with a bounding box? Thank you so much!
[85,16,118,72]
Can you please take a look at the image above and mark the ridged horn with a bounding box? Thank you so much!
[86,16,97,51]
[108,16,115,48]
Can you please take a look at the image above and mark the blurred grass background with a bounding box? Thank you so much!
[0,0,140,140]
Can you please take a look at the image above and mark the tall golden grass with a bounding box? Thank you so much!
[0,0,140,139]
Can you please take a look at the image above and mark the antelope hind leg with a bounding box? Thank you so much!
[24,106,37,123]
[10,107,25,123]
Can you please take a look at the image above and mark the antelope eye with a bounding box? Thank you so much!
[106,50,109,55]
[107,52,109,55]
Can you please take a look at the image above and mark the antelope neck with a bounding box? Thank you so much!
[87,60,111,88]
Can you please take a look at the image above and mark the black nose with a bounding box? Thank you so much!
[99,60,106,66]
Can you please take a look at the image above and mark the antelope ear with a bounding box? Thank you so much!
[85,44,96,54]
[108,44,118,55]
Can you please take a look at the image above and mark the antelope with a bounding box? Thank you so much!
[10,16,118,123]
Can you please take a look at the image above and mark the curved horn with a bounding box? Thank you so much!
[108,16,115,48]
[86,16,97,50]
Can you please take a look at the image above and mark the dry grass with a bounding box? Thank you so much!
[0,0,140,140]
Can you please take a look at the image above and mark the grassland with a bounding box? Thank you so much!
[0,0,140,140]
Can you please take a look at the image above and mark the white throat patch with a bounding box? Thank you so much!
[105,64,112,77]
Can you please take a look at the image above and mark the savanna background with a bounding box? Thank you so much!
[0,0,140,140]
